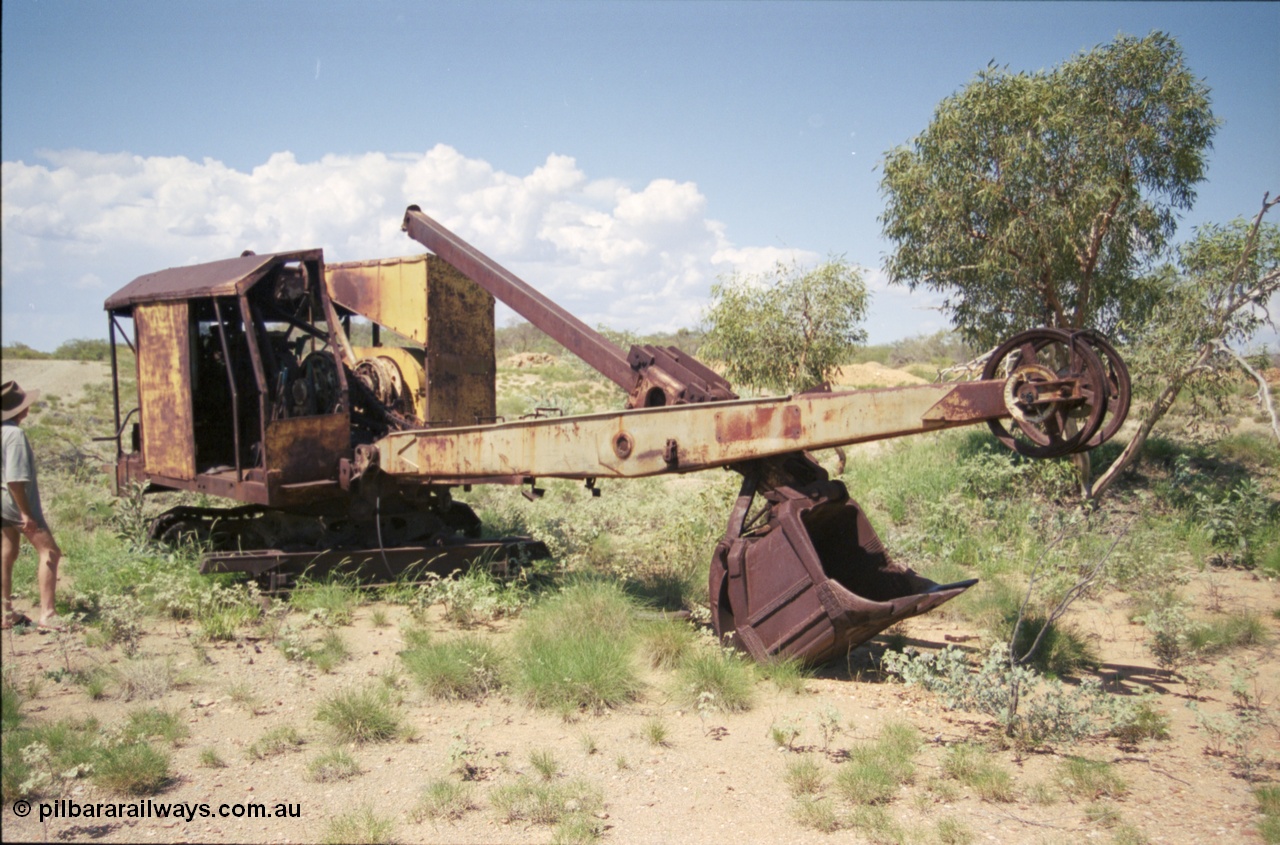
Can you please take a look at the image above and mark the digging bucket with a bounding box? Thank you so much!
[710,478,976,665]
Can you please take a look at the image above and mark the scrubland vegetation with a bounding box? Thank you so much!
[1,337,1277,844]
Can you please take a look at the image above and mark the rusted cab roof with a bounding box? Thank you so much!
[104,249,324,312]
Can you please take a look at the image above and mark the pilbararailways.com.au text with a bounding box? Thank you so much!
[29,798,302,823]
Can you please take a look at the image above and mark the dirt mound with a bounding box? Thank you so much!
[0,359,111,405]
[832,361,927,388]
[502,352,558,368]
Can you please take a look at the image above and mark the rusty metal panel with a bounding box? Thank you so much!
[326,256,430,344]
[263,413,350,486]
[135,302,196,480]
[105,250,323,311]
[424,256,495,426]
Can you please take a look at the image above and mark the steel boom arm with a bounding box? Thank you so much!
[363,380,1007,481]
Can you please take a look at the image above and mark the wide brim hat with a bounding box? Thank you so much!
[1,381,40,421]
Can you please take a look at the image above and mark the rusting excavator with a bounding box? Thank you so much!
[102,206,1130,664]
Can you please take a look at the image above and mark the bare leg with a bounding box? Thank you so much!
[1,526,17,624]
[23,525,61,626]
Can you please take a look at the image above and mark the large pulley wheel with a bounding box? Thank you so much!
[1073,329,1131,448]
[981,329,1109,458]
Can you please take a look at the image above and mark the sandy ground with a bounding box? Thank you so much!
[2,567,1276,845]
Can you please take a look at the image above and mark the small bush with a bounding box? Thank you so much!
[198,748,226,768]
[1056,757,1127,800]
[673,649,755,713]
[291,578,359,626]
[94,742,171,795]
[308,748,361,782]
[792,795,844,832]
[641,718,670,748]
[412,778,477,821]
[123,707,189,746]
[942,743,1014,802]
[490,775,603,828]
[637,618,697,669]
[400,634,503,701]
[529,748,561,780]
[784,755,825,797]
[113,657,183,702]
[511,581,642,715]
[316,685,403,744]
[1187,612,1270,654]
[247,725,304,760]
[834,722,920,805]
[322,804,396,845]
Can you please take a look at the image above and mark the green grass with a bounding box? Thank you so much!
[792,795,844,832]
[834,722,921,806]
[490,775,604,828]
[784,755,826,797]
[637,617,697,669]
[307,748,361,782]
[641,717,671,747]
[315,684,403,744]
[510,581,643,715]
[1258,785,1280,844]
[198,747,227,768]
[246,724,304,760]
[321,804,396,845]
[94,742,172,795]
[529,748,561,780]
[673,648,755,713]
[942,743,1014,802]
[290,577,360,626]
[411,778,478,821]
[123,707,189,746]
[1056,757,1127,800]
[399,633,503,700]
[1186,611,1270,654]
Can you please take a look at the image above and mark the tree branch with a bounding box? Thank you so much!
[1216,340,1280,443]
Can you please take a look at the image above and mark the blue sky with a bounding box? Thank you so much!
[3,1,1277,352]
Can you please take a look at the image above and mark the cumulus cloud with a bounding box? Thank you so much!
[1,145,824,349]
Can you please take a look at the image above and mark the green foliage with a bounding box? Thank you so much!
[490,774,604,831]
[673,648,755,713]
[509,581,642,715]
[411,778,477,821]
[399,633,503,701]
[321,804,396,845]
[701,256,869,392]
[1257,786,1280,844]
[315,684,403,744]
[412,564,534,626]
[834,722,921,805]
[881,32,1217,346]
[942,743,1015,802]
[784,755,826,797]
[246,725,304,760]
[1055,757,1127,800]
[883,644,1115,748]
[123,707,189,746]
[307,748,361,782]
[289,577,360,626]
[92,742,171,795]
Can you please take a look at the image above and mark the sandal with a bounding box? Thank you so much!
[36,615,66,633]
[2,611,33,630]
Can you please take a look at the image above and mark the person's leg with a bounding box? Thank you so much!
[24,525,61,626]
[2,525,20,627]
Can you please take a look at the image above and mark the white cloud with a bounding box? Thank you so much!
[2,145,833,347]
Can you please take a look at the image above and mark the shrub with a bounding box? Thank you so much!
[400,634,503,701]
[94,742,171,795]
[1056,757,1127,800]
[246,725,304,760]
[673,649,755,713]
[308,748,361,782]
[412,778,477,821]
[942,743,1014,802]
[510,581,642,715]
[321,804,396,845]
[834,722,920,805]
[316,685,403,744]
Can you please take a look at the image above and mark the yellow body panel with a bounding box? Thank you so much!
[135,302,196,480]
